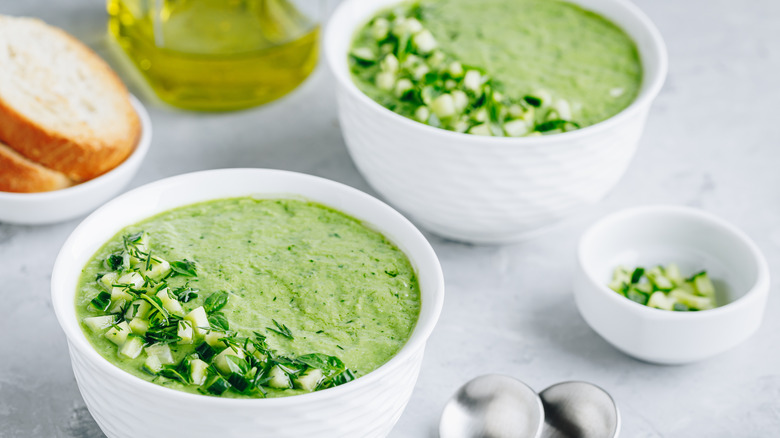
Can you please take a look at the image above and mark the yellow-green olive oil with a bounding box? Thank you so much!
[108,0,319,111]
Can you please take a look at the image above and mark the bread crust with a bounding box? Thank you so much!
[0,18,141,182]
[0,142,73,193]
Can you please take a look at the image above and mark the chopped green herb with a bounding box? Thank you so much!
[174,286,199,303]
[208,312,230,331]
[170,259,198,277]
[204,291,229,313]
[267,320,294,340]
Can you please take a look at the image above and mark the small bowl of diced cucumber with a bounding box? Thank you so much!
[573,205,770,364]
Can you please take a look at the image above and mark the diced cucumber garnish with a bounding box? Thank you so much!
[266,365,292,389]
[228,372,252,393]
[246,343,268,364]
[205,376,231,395]
[294,368,324,392]
[117,272,144,289]
[107,298,127,314]
[177,320,194,345]
[143,354,163,374]
[184,306,209,338]
[156,289,184,317]
[670,289,714,310]
[104,321,131,346]
[214,346,245,375]
[125,299,152,320]
[691,272,715,297]
[205,330,227,348]
[97,272,118,292]
[195,342,219,362]
[127,232,150,266]
[119,335,144,359]
[647,291,676,311]
[646,267,673,291]
[143,257,171,282]
[610,264,718,311]
[129,318,150,335]
[608,266,632,293]
[189,358,210,386]
[82,230,358,398]
[664,264,683,286]
[111,286,134,304]
[84,315,117,332]
[89,291,112,312]
[626,288,649,306]
[145,343,175,365]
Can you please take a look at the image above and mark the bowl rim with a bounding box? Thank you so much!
[0,94,152,201]
[577,205,770,319]
[51,168,445,406]
[324,0,668,145]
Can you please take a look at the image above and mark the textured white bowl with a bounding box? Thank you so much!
[51,169,445,438]
[0,95,152,225]
[325,0,668,244]
[574,206,770,364]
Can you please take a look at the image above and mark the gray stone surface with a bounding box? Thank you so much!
[1,0,779,436]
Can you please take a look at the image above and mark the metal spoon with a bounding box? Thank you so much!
[439,374,545,438]
[539,381,620,438]
[439,377,619,438]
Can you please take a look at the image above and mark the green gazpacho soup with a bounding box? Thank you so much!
[349,0,642,136]
[75,198,421,398]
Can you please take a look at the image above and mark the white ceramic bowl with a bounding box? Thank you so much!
[51,169,445,438]
[574,206,770,364]
[325,0,668,244]
[0,95,152,225]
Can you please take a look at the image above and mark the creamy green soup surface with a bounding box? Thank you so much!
[349,0,643,135]
[76,197,421,398]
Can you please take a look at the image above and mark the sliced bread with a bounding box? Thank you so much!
[0,15,140,182]
[0,141,72,192]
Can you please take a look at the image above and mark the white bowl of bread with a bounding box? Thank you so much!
[0,15,151,225]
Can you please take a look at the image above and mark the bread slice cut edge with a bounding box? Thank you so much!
[0,141,73,193]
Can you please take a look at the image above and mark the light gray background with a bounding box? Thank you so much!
[1,0,779,436]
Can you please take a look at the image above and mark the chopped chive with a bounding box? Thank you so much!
[267,320,294,340]
[523,95,542,107]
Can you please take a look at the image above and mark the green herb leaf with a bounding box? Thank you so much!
[141,294,169,323]
[225,355,250,375]
[145,320,181,345]
[208,312,230,331]
[204,291,229,313]
[267,319,294,340]
[170,259,198,277]
[174,286,199,303]
[331,369,356,387]
[159,366,188,383]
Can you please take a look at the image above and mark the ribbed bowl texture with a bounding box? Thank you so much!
[326,0,668,243]
[52,169,445,438]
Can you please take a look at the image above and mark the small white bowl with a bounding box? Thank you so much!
[52,169,445,438]
[325,0,667,244]
[0,95,152,225]
[574,206,770,364]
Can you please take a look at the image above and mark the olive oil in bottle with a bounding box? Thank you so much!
[108,0,320,111]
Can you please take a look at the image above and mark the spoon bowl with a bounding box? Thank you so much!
[439,374,544,438]
[539,381,620,438]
